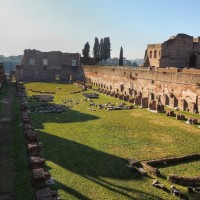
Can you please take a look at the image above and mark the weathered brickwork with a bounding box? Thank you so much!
[83,65,200,113]
[16,49,83,82]
[144,34,200,69]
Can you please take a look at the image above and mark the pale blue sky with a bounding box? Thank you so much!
[1,0,200,59]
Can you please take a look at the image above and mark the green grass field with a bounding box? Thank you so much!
[25,82,200,200]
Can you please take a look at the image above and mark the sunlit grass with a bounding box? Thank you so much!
[25,82,200,200]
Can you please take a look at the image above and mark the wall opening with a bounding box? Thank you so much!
[149,51,152,58]
[154,50,157,58]
[120,84,124,93]
[189,54,196,68]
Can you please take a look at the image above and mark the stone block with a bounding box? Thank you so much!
[36,187,58,200]
[129,98,134,103]
[156,104,165,113]
[114,93,119,98]
[29,156,45,169]
[148,100,157,110]
[123,95,129,102]
[32,168,50,187]
[134,96,142,106]
[23,123,34,132]
[25,130,38,142]
[166,110,175,116]
[118,94,124,100]
[27,143,42,156]
[176,114,185,120]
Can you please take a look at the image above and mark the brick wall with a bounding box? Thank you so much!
[83,65,200,112]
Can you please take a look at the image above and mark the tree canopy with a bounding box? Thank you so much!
[82,42,90,58]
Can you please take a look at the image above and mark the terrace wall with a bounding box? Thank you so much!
[83,65,200,112]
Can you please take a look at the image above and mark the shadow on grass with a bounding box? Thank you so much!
[39,131,163,200]
[30,105,100,129]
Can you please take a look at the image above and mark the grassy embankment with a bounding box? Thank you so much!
[25,82,200,200]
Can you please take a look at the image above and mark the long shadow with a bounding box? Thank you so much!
[28,91,164,199]
[39,131,163,199]
[30,103,99,129]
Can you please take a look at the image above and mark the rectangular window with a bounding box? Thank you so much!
[149,51,152,58]
[72,60,77,66]
[154,50,157,58]
[43,58,48,66]
[29,59,35,65]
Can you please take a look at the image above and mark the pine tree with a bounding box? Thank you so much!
[119,46,123,66]
[93,37,100,64]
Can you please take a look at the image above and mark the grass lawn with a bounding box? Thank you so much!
[25,82,200,200]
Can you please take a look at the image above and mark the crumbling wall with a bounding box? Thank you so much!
[83,65,200,113]
[16,49,83,82]
[144,33,200,69]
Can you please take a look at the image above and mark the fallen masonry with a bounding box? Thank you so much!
[30,104,66,113]
[82,93,99,98]
[31,95,54,102]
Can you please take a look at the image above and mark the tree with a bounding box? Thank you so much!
[93,37,100,64]
[82,42,90,59]
[119,46,123,66]
[99,38,104,60]
[103,37,111,59]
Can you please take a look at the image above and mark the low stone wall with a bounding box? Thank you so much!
[169,175,200,187]
[140,153,200,186]
[145,153,200,166]
[16,83,59,200]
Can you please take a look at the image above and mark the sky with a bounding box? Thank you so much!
[1,0,200,59]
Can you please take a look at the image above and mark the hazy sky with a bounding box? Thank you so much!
[1,0,200,59]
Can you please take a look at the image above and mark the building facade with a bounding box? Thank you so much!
[144,33,200,69]
[16,49,82,81]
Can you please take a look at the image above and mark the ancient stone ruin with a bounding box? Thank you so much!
[16,49,83,82]
[144,33,200,69]
[15,34,200,115]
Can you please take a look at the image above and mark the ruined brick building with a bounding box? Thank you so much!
[16,49,83,81]
[144,33,200,69]
[15,34,200,113]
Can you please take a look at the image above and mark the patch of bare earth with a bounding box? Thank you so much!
[0,84,15,200]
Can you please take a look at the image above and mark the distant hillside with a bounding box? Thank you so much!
[0,55,23,72]
[131,59,144,65]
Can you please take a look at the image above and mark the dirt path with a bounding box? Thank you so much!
[0,82,15,200]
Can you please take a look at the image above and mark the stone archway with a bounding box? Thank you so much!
[189,54,196,68]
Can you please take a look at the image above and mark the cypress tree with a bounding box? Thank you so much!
[93,37,100,64]
[82,42,90,58]
[119,46,123,66]
[104,37,111,59]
